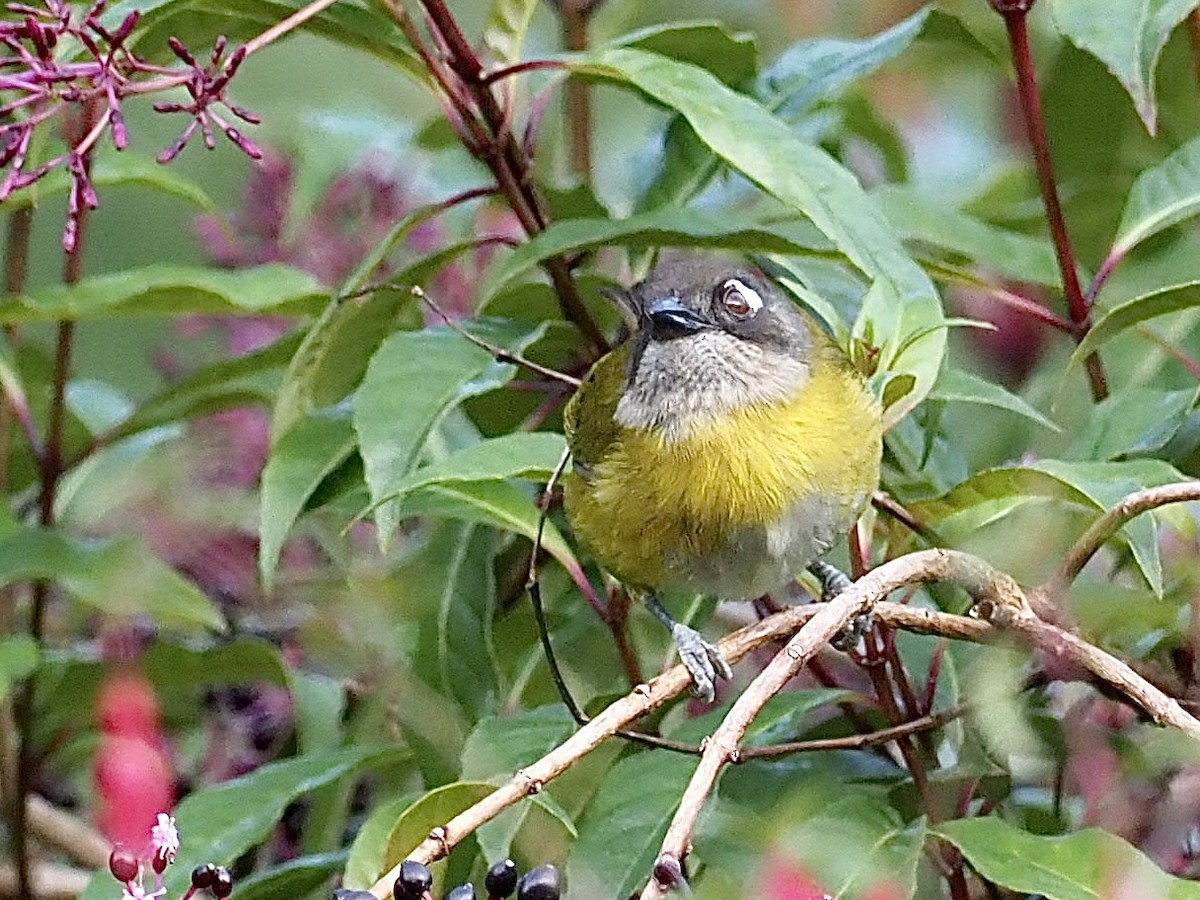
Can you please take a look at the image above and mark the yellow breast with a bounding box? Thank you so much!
[563,344,881,596]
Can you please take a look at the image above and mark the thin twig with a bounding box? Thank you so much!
[414,286,580,386]
[1045,481,1200,598]
[736,704,967,759]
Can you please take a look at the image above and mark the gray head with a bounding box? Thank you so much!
[614,253,816,442]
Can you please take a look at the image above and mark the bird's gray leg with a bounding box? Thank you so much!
[643,593,732,703]
[808,561,872,652]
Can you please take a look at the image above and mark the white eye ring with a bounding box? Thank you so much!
[721,278,763,317]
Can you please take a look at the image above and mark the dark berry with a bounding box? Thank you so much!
[192,863,218,889]
[446,886,475,900]
[516,865,561,900]
[394,860,433,900]
[152,850,170,874]
[333,891,379,900]
[211,865,234,898]
[108,847,139,883]
[485,859,518,897]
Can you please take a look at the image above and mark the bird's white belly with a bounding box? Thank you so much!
[661,490,863,600]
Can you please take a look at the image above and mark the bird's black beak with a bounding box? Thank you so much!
[645,296,708,339]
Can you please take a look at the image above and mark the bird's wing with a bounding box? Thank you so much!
[564,346,629,482]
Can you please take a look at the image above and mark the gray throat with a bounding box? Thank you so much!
[615,330,810,443]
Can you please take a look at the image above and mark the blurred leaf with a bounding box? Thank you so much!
[484,0,538,64]
[112,331,302,443]
[353,320,548,545]
[291,670,346,755]
[1072,278,1200,364]
[1068,386,1199,460]
[928,367,1059,431]
[568,752,695,898]
[617,21,758,86]
[568,46,945,428]
[393,480,577,576]
[916,458,1185,594]
[1049,0,1199,133]
[0,265,327,323]
[0,636,39,702]
[771,792,924,899]
[936,817,1200,899]
[479,209,820,307]
[7,151,216,212]
[1110,136,1200,259]
[344,794,419,889]
[0,528,223,631]
[436,524,502,720]
[758,6,931,119]
[366,432,567,509]
[231,851,347,900]
[674,688,853,745]
[876,185,1061,287]
[381,781,496,874]
[259,408,357,586]
[462,705,577,860]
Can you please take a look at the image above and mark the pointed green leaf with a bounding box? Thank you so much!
[936,817,1200,899]
[259,409,358,586]
[617,21,758,87]
[0,528,224,631]
[352,320,548,545]
[928,367,1059,431]
[1071,278,1200,365]
[1112,136,1200,258]
[566,46,944,429]
[437,524,502,720]
[365,432,567,510]
[226,852,347,900]
[1068,386,1199,461]
[381,782,496,874]
[1050,0,1199,134]
[1,265,327,323]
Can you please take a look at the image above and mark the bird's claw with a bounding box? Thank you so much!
[671,623,732,703]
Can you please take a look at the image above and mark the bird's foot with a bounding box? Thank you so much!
[809,561,873,652]
[670,622,733,704]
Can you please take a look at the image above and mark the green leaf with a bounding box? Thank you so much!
[1072,279,1200,364]
[478,209,822,307]
[0,265,327,323]
[876,185,1061,287]
[617,21,758,87]
[352,320,548,545]
[935,817,1200,899]
[79,747,402,900]
[0,528,224,631]
[758,6,931,118]
[567,46,944,429]
[568,752,695,898]
[0,636,39,702]
[6,151,216,212]
[344,794,419,889]
[1111,136,1200,259]
[436,524,503,720]
[111,331,302,443]
[290,670,346,755]
[259,409,358,587]
[916,458,1185,594]
[928,367,1059,431]
[1050,0,1200,134]
[461,706,577,861]
[381,781,496,874]
[484,0,539,65]
[392,481,578,577]
[230,851,347,900]
[1068,386,1199,461]
[365,432,567,509]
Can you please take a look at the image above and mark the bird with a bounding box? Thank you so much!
[562,252,883,702]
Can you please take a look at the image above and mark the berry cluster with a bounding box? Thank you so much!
[334,858,561,900]
[104,813,235,900]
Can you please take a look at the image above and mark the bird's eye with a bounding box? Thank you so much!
[719,278,763,318]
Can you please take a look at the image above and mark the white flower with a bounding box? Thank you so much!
[149,812,179,865]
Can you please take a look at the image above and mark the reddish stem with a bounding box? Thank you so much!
[998,3,1108,400]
